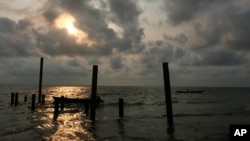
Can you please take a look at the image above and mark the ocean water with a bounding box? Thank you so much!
[0,85,250,141]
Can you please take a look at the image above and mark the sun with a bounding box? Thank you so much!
[54,13,94,45]
[55,13,77,35]
[66,22,77,35]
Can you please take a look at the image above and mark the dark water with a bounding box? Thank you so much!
[0,85,250,141]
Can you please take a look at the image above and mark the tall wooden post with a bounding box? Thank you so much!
[14,93,19,106]
[24,96,27,102]
[84,102,89,116]
[53,99,59,121]
[31,94,36,111]
[42,95,45,104]
[90,65,98,122]
[38,57,43,103]
[119,98,124,117]
[163,62,174,125]
[11,93,14,105]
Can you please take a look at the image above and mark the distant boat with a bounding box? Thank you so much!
[176,89,205,94]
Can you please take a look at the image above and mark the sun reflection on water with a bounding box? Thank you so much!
[32,86,94,141]
[44,86,90,99]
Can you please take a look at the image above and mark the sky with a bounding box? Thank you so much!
[0,0,250,87]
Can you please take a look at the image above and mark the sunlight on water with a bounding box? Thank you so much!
[1,86,250,140]
[44,86,91,101]
[41,111,94,141]
[37,86,92,106]
[33,86,94,141]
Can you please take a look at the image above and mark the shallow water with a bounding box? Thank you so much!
[0,85,250,140]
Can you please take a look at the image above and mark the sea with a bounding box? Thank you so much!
[0,85,250,141]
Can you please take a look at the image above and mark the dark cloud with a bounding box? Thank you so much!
[17,19,32,30]
[37,0,144,57]
[0,17,16,33]
[42,8,61,24]
[160,0,250,76]
[192,49,247,66]
[221,11,250,51]
[109,0,141,25]
[88,58,101,65]
[163,0,214,25]
[174,47,185,58]
[0,17,36,58]
[0,58,40,84]
[163,0,250,52]
[67,59,80,67]
[110,56,123,70]
[187,9,250,51]
[34,28,95,57]
[1,0,250,86]
[155,40,163,46]
[41,58,88,78]
[140,41,176,76]
[163,33,188,44]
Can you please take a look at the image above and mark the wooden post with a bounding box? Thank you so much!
[38,57,43,103]
[163,62,174,125]
[31,94,36,111]
[90,65,98,122]
[42,94,45,104]
[53,99,59,121]
[14,93,19,106]
[119,98,124,117]
[24,96,27,102]
[84,103,89,116]
[11,93,14,105]
[60,96,64,110]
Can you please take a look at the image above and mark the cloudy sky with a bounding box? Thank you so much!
[0,0,250,87]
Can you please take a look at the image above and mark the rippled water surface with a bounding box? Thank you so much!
[0,85,250,140]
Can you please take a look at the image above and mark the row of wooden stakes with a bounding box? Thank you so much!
[10,93,125,120]
[52,96,124,121]
[10,93,45,111]
[9,61,173,125]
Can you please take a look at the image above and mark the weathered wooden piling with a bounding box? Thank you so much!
[60,96,64,110]
[53,99,59,121]
[24,96,27,102]
[84,103,89,116]
[90,65,98,122]
[119,98,124,117]
[11,93,14,105]
[14,93,19,106]
[42,94,45,104]
[31,94,36,111]
[38,57,43,103]
[162,62,174,125]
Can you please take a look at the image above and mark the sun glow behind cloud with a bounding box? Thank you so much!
[54,13,94,45]
[108,22,124,38]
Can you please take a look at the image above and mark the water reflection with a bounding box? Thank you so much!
[117,118,126,139]
[44,86,90,100]
[167,125,175,140]
[32,86,94,140]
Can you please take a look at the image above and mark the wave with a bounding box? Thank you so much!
[185,101,218,104]
[0,125,36,136]
[172,112,235,117]
[104,102,145,107]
